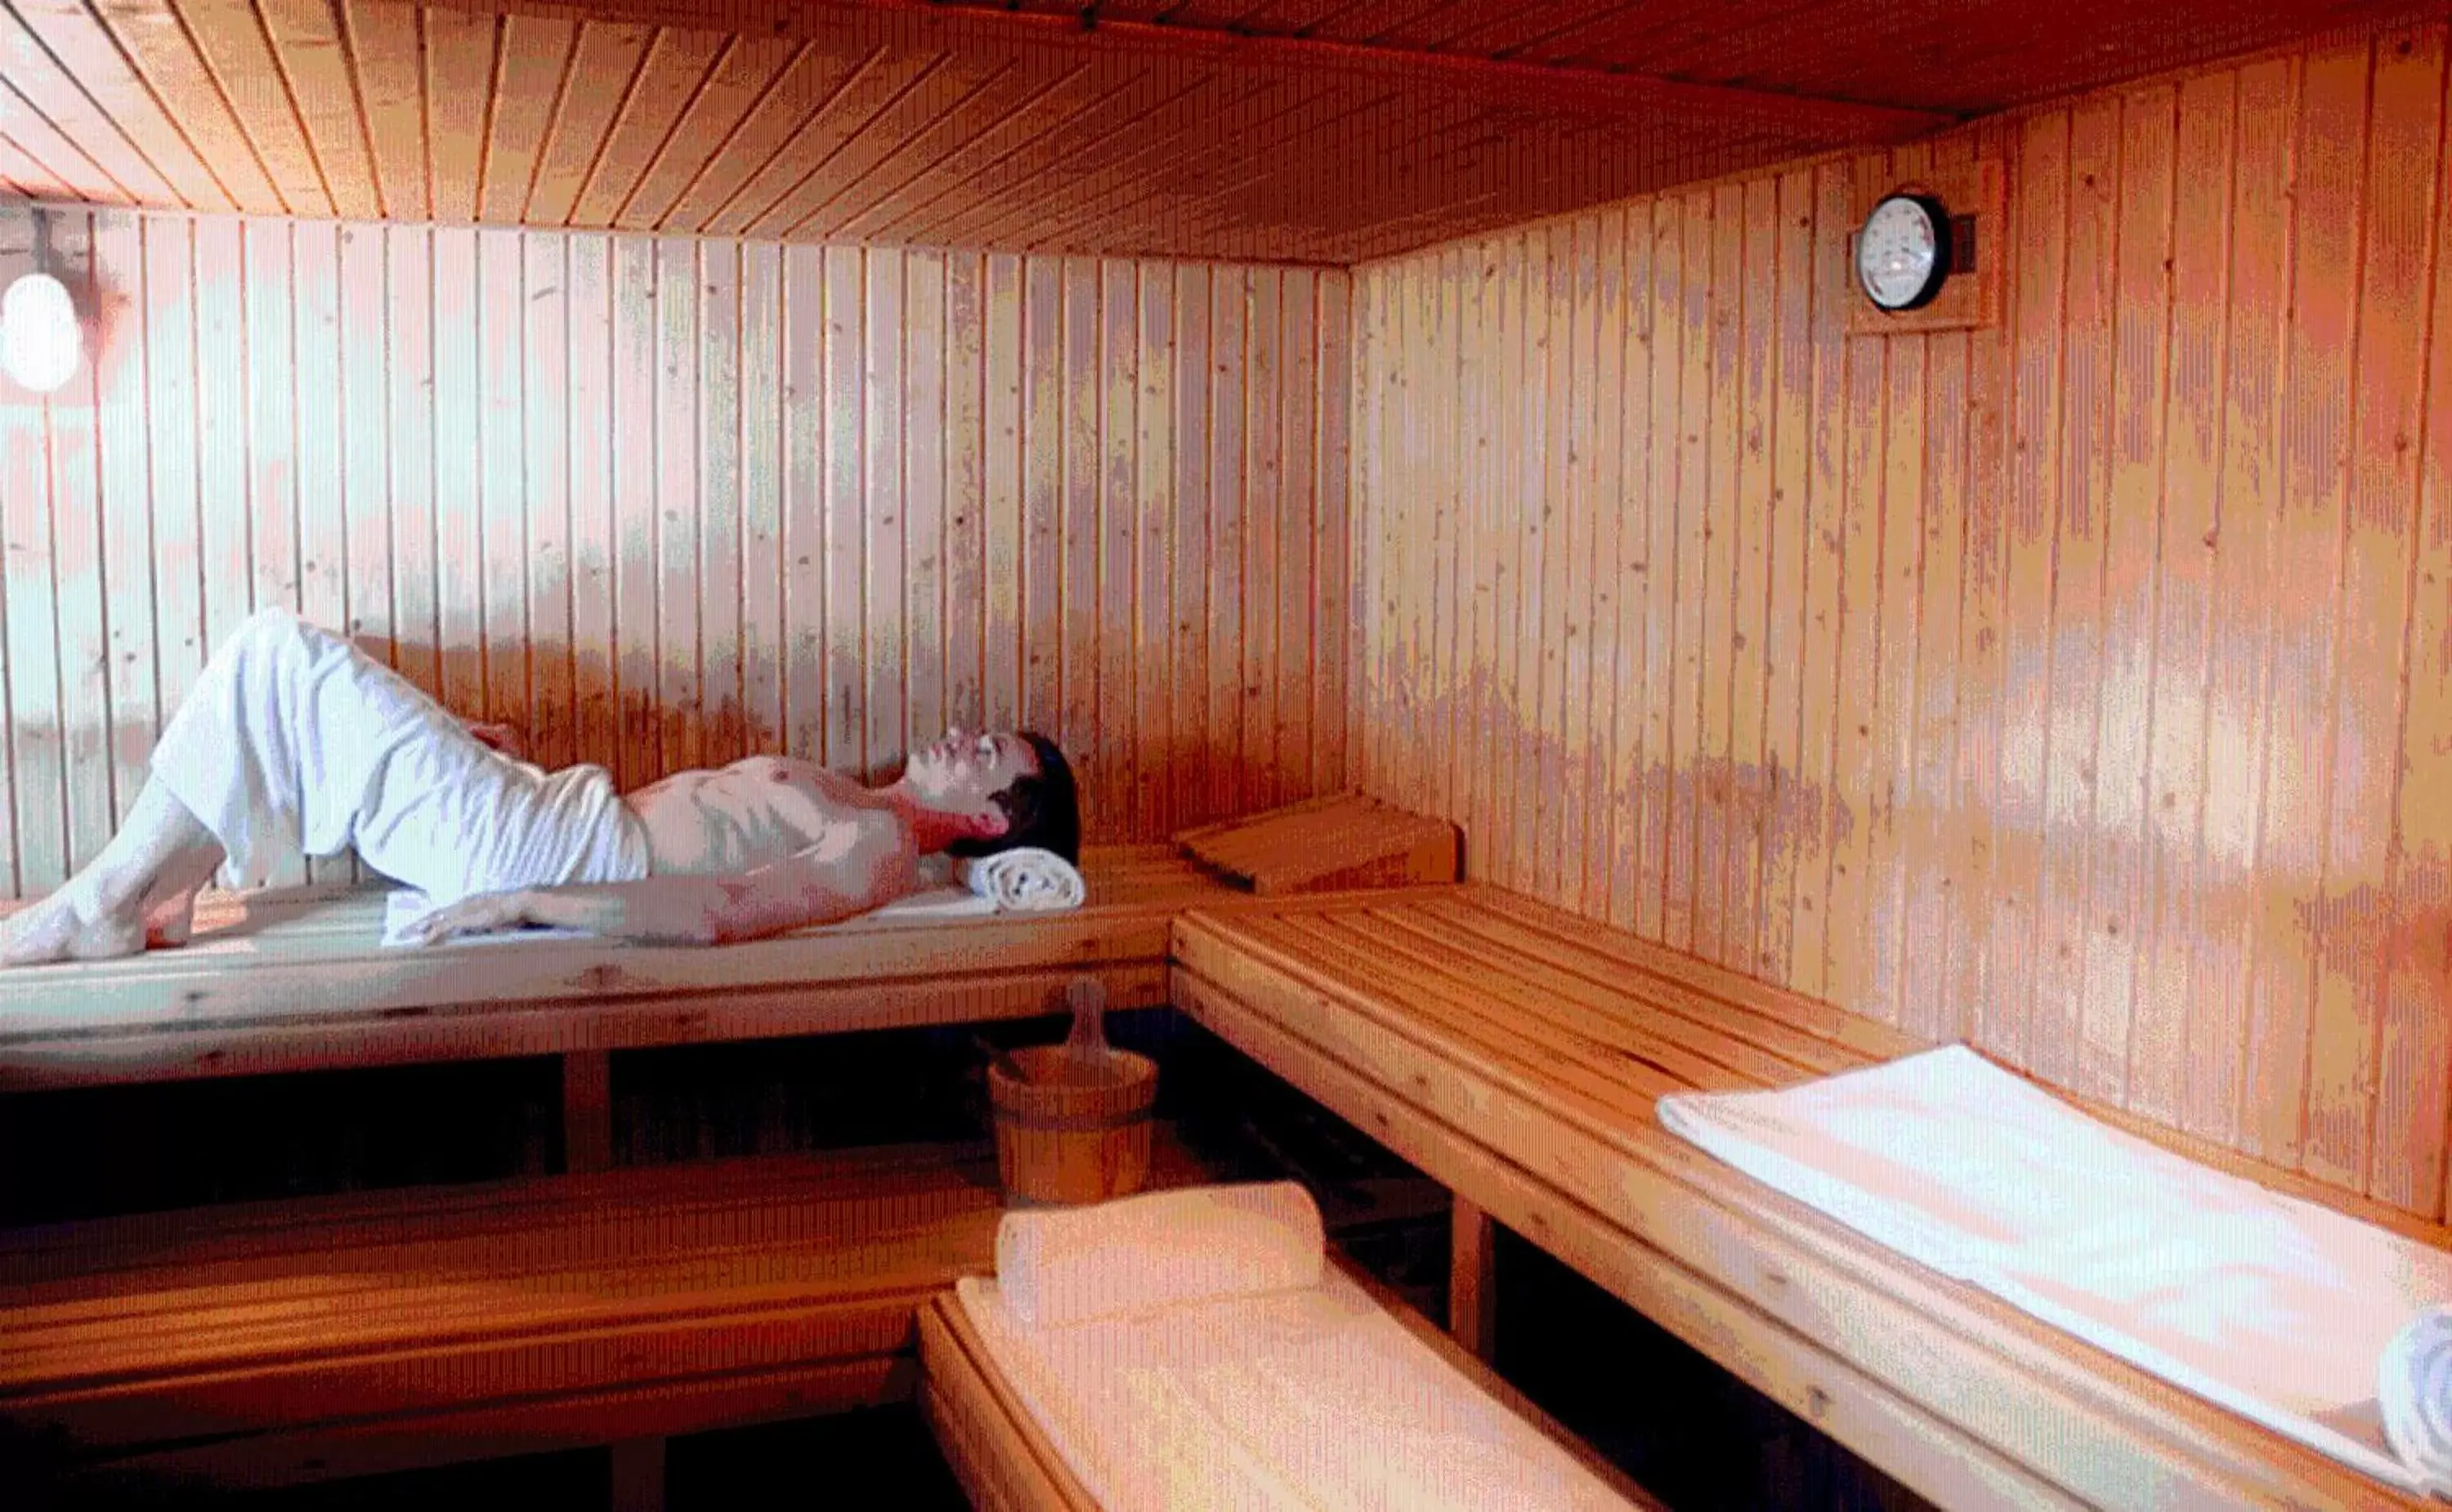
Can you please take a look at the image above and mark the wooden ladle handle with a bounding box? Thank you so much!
[1064,977,1108,1059]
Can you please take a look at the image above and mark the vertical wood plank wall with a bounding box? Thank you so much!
[0,207,1349,894]
[1355,21,2452,1221]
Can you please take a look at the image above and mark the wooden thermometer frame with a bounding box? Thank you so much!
[1845,156,2006,336]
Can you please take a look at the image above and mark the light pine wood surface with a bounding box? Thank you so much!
[1354,23,2452,1223]
[1173,886,2450,1511]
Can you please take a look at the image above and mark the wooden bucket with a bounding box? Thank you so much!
[987,1045,1159,1206]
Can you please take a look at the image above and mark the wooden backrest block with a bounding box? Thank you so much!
[1174,792,1461,896]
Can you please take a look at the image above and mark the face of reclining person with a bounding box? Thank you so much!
[896,730,1036,842]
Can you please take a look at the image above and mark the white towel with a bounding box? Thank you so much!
[1658,1045,2452,1496]
[996,1182,1325,1329]
[2384,1307,2452,1496]
[957,1183,1648,1511]
[957,848,1086,913]
[154,609,647,905]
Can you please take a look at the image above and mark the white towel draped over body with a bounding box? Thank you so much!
[1658,1045,2452,1497]
[155,609,648,907]
[957,1182,1645,1512]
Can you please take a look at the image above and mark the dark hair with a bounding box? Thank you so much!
[947,731,1080,865]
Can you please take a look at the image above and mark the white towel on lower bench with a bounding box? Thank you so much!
[957,1182,1644,1511]
[378,848,1086,947]
[1657,1045,2452,1496]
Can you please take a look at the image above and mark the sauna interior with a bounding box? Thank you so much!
[4,0,2452,1507]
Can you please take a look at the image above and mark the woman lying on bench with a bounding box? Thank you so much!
[0,609,1080,966]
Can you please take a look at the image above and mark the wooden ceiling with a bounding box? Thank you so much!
[0,0,2428,262]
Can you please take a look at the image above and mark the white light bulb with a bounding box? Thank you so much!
[2,273,81,394]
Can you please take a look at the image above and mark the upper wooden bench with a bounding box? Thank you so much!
[0,845,1242,1170]
[1170,883,2446,1512]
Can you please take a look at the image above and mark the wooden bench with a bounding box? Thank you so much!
[1170,883,2447,1512]
[915,1254,1665,1512]
[0,845,1240,1172]
[0,1130,1224,1506]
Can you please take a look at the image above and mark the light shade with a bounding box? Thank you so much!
[2,272,81,394]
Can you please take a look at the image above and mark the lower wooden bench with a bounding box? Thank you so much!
[1170,884,2447,1512]
[0,1133,1217,1506]
[915,1256,1664,1512]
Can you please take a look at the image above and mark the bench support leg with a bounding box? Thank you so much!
[609,1435,664,1512]
[1449,1193,1497,1362]
[565,1049,614,1174]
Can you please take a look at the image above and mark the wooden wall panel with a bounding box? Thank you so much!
[1354,22,2452,1219]
[0,204,1349,897]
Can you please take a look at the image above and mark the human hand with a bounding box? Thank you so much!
[405,890,534,946]
[467,722,529,763]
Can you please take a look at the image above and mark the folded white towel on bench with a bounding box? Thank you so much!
[959,1181,1645,1510]
[996,1181,1326,1328]
[378,847,1086,947]
[1658,1045,2452,1496]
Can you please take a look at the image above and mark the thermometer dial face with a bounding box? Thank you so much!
[1857,194,1949,311]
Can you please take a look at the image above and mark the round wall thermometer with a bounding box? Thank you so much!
[1855,192,1953,312]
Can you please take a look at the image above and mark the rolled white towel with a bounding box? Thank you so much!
[2384,1306,2452,1496]
[996,1180,1325,1329]
[956,847,1086,913]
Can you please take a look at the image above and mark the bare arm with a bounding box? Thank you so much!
[462,719,528,763]
[405,816,915,946]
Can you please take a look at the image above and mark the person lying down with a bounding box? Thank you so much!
[0,608,1081,966]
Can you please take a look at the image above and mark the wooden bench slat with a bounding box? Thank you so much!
[1263,913,1754,1098]
[74,1356,915,1492]
[0,912,1178,1029]
[1285,910,1810,1089]
[7,1231,995,1380]
[1451,887,1923,1060]
[1393,896,1876,1077]
[1179,918,1711,1120]
[12,1303,930,1450]
[0,1141,1002,1278]
[0,963,1175,1091]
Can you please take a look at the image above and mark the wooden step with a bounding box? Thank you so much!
[1,1130,1219,1497]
